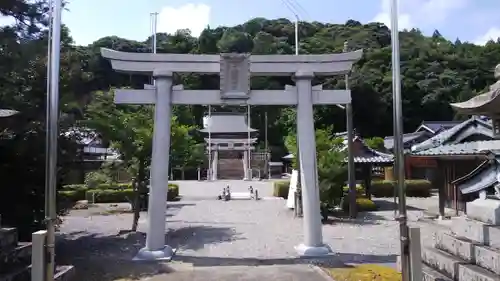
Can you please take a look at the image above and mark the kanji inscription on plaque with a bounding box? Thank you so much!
[220,53,250,99]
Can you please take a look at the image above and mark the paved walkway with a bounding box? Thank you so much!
[57,180,446,281]
[145,264,333,281]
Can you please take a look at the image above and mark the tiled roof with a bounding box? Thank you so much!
[384,131,427,150]
[343,137,394,164]
[353,155,393,163]
[411,116,492,152]
[419,121,462,133]
[199,113,257,134]
[412,140,500,156]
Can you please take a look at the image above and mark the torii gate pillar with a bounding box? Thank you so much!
[136,70,175,260]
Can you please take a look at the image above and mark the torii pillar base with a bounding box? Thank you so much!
[295,243,332,257]
[133,245,176,261]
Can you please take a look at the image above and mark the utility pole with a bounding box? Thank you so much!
[150,12,158,85]
[344,41,357,218]
[390,0,411,280]
[45,0,62,280]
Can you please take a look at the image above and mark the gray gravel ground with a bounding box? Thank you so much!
[56,181,451,280]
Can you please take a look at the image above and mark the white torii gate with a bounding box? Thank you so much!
[101,49,362,260]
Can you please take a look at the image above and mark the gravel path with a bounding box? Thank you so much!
[56,181,451,280]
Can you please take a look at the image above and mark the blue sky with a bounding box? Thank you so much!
[2,0,500,46]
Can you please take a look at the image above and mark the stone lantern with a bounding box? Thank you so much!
[451,64,500,138]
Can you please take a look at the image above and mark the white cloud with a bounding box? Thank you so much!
[372,0,468,30]
[474,27,500,45]
[157,3,210,37]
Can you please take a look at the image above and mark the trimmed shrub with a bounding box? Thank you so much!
[342,197,378,212]
[62,184,87,191]
[371,179,431,197]
[167,184,179,201]
[85,189,135,203]
[58,190,84,202]
[273,180,290,199]
[342,184,365,197]
[59,182,181,203]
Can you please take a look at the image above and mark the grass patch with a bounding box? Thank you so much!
[323,264,401,281]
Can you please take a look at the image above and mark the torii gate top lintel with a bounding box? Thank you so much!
[100,48,363,76]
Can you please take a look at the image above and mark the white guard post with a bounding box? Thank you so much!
[102,48,362,258]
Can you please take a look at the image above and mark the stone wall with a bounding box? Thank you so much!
[421,199,500,281]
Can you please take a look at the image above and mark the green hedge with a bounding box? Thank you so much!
[85,189,136,203]
[59,183,180,203]
[273,181,290,199]
[342,184,365,197]
[342,198,378,212]
[371,180,431,197]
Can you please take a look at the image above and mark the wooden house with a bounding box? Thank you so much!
[410,116,496,214]
[384,120,461,179]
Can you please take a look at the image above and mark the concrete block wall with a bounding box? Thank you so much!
[421,201,500,281]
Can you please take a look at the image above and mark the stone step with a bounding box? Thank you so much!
[422,264,453,281]
[0,265,75,281]
[458,264,499,281]
[451,217,500,249]
[434,232,478,262]
[0,242,32,273]
[474,245,500,275]
[422,247,469,280]
[0,228,17,252]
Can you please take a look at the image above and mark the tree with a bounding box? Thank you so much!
[284,127,347,207]
[0,0,92,239]
[83,89,201,231]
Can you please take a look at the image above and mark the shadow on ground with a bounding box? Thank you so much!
[173,252,397,267]
[56,225,239,281]
[323,211,389,225]
[372,199,424,211]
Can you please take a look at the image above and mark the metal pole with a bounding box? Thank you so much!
[294,16,299,55]
[390,1,411,281]
[152,12,158,54]
[45,0,62,280]
[247,104,251,179]
[264,110,269,178]
[207,106,212,180]
[294,18,303,216]
[344,42,357,218]
[150,12,158,85]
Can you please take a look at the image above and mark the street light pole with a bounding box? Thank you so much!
[344,41,357,218]
[390,1,411,281]
[150,12,158,85]
[45,0,62,280]
[294,15,299,55]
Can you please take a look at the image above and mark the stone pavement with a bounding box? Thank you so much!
[144,264,333,281]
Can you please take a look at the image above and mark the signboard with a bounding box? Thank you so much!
[286,170,299,209]
[220,53,250,100]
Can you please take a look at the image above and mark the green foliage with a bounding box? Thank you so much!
[84,171,112,189]
[371,180,432,197]
[273,180,290,199]
[364,137,385,150]
[85,189,136,203]
[59,183,180,202]
[167,184,180,201]
[342,184,365,195]
[342,198,378,212]
[284,127,347,205]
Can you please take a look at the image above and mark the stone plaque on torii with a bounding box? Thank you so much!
[101,48,363,260]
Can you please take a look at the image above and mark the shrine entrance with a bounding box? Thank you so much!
[201,112,266,180]
[101,49,362,260]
